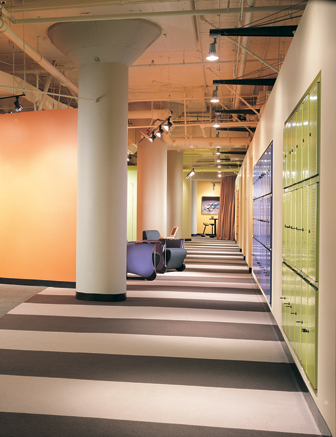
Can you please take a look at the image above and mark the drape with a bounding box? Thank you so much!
[217,175,236,240]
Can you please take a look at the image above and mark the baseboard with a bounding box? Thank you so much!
[0,277,76,288]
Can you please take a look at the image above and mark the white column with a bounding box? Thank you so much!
[76,62,128,299]
[48,19,161,301]
[191,179,198,235]
[137,137,167,239]
[182,177,192,240]
[167,150,183,238]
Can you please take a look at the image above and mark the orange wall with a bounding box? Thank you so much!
[0,109,77,281]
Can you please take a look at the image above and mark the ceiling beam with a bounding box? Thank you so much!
[214,78,276,86]
[210,26,297,38]
[216,127,256,132]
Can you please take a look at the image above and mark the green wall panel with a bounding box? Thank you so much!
[282,74,320,392]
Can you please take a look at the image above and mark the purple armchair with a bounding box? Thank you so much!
[127,241,158,281]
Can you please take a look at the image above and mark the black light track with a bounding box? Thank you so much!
[213,78,276,86]
[210,25,297,38]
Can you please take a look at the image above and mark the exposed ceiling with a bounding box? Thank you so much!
[0,0,306,177]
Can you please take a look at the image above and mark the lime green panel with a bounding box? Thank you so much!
[301,186,309,276]
[302,95,309,180]
[282,194,287,259]
[309,83,319,178]
[290,190,296,267]
[308,183,318,282]
[300,281,308,371]
[282,263,290,337]
[295,105,303,183]
[288,269,296,342]
[295,188,302,271]
[293,275,302,359]
[306,284,318,390]
[289,114,296,186]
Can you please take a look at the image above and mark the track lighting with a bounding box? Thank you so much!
[186,168,196,179]
[14,96,23,112]
[206,37,219,62]
[210,87,219,103]
[213,117,220,128]
[216,159,221,163]
[149,132,156,142]
[163,116,173,132]
[156,126,164,138]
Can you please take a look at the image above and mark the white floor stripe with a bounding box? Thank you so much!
[129,280,258,289]
[0,330,288,362]
[8,304,273,325]
[186,264,248,270]
[0,375,320,435]
[39,288,263,303]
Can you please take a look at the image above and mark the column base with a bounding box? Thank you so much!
[76,292,127,302]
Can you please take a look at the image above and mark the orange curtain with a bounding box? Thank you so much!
[217,175,236,240]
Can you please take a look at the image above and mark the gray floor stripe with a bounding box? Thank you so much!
[0,413,323,437]
[126,284,262,294]
[0,315,283,340]
[0,350,306,391]
[25,295,270,312]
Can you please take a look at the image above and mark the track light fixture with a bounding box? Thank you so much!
[213,117,220,128]
[141,115,173,144]
[156,126,164,138]
[14,97,23,112]
[186,168,196,179]
[206,37,219,62]
[163,116,173,132]
[210,87,219,103]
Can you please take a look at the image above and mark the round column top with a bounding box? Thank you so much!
[48,19,162,67]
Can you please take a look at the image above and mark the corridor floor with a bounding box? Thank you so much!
[0,237,323,436]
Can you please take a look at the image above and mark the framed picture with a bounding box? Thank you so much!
[202,196,219,214]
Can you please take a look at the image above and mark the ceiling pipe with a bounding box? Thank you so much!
[162,134,250,148]
[128,109,171,120]
[0,4,306,25]
[0,18,79,96]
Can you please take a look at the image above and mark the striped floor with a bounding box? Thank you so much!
[0,237,323,436]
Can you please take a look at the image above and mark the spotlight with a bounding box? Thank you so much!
[210,87,219,103]
[149,132,156,142]
[217,159,221,163]
[186,168,196,179]
[156,126,164,138]
[206,38,219,62]
[216,147,221,155]
[218,172,223,178]
[213,117,220,128]
[14,97,23,112]
[163,116,173,132]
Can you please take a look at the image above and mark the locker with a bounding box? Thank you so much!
[302,95,309,180]
[295,105,303,183]
[288,269,296,342]
[282,194,287,259]
[305,283,318,390]
[288,116,295,186]
[295,188,302,271]
[300,280,308,370]
[282,263,290,336]
[301,185,309,275]
[293,274,302,360]
[308,183,319,282]
[290,190,296,267]
[285,192,291,263]
[309,83,320,178]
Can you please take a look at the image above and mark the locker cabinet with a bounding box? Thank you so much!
[282,75,320,392]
